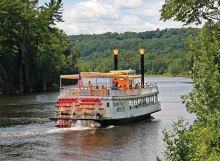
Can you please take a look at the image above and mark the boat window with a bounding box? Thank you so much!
[146,97,150,103]
[142,98,145,104]
[137,98,140,106]
[149,96,155,104]
[134,99,138,109]
[129,100,131,110]
[107,102,110,107]
[134,99,138,106]
[143,97,147,106]
[129,100,134,107]
[138,98,142,106]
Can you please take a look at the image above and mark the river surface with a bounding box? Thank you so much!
[0,77,195,161]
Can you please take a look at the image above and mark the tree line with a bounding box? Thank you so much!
[70,27,200,76]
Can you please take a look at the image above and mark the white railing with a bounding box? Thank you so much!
[60,84,158,97]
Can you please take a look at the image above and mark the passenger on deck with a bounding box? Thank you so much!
[111,81,116,90]
[123,85,127,90]
[101,85,106,95]
[129,84,132,89]
[115,81,119,90]
[87,81,92,89]
[96,85,99,89]
[101,85,105,89]
[135,83,138,89]
[135,81,140,89]
[117,82,121,89]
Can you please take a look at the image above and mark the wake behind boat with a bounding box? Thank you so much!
[49,69,161,128]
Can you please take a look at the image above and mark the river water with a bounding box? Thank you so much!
[0,77,195,161]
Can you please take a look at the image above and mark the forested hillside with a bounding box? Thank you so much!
[70,28,200,75]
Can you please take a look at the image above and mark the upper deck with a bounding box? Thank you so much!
[59,70,159,98]
[60,84,159,98]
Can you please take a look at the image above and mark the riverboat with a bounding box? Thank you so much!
[49,69,161,128]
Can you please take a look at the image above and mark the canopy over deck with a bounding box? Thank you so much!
[60,70,142,80]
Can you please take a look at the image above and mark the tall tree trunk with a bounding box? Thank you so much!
[19,43,29,92]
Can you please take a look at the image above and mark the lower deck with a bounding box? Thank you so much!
[50,92,161,127]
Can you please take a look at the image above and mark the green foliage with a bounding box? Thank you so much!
[34,29,68,82]
[181,23,220,160]
[159,1,220,160]
[70,28,199,75]
[160,0,220,25]
[160,118,191,161]
[62,48,80,74]
[159,116,220,161]
[0,63,7,79]
[183,23,220,118]
[159,23,220,161]
[0,0,77,91]
[186,114,220,161]
[0,0,24,81]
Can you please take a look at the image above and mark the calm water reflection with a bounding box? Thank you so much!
[0,77,195,161]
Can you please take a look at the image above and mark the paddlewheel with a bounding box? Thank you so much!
[54,98,104,128]
[55,98,78,128]
[79,98,103,119]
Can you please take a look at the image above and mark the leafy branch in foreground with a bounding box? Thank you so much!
[159,0,220,160]
[156,118,191,161]
[158,22,220,161]
[160,0,220,26]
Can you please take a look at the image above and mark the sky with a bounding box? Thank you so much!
[39,0,198,35]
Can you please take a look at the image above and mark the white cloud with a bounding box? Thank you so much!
[63,1,119,23]
[138,1,164,18]
[55,0,188,35]
[113,0,144,9]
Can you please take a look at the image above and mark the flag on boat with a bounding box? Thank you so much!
[77,73,83,88]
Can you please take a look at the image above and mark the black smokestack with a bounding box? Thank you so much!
[140,49,145,87]
[113,50,118,70]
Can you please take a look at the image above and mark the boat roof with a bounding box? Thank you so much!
[60,70,142,79]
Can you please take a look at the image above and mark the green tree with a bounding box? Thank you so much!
[34,29,68,90]
[0,0,75,93]
[0,0,23,82]
[64,48,80,74]
[160,0,220,25]
[157,118,192,161]
[182,23,220,160]
[159,1,220,160]
[167,59,181,75]
[158,22,220,161]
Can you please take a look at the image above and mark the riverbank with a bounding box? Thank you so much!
[145,71,192,78]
